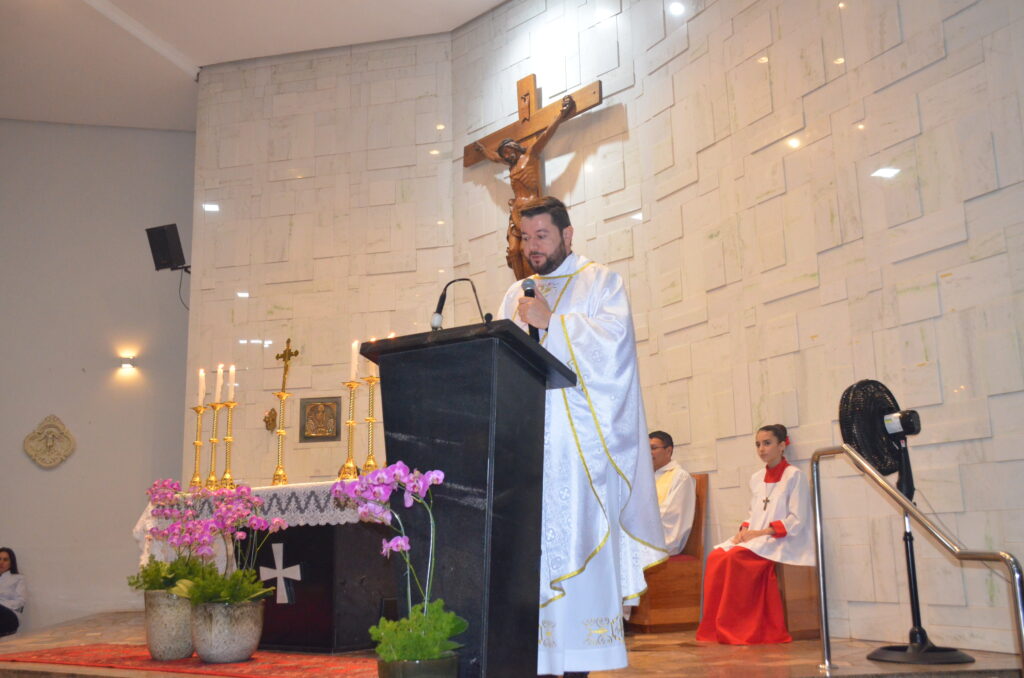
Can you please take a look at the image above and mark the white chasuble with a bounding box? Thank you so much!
[714,461,816,567]
[498,253,667,674]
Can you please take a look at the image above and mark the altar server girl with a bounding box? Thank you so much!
[696,424,815,644]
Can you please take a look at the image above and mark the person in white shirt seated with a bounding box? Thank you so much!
[0,547,26,637]
[650,431,696,556]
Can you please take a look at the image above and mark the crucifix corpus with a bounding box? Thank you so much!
[464,75,602,280]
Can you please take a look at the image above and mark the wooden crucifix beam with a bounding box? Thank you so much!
[463,76,603,167]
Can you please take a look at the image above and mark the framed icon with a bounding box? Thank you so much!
[298,397,341,443]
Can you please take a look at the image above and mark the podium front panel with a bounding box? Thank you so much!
[378,336,548,678]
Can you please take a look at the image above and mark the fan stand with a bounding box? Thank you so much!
[867,512,974,665]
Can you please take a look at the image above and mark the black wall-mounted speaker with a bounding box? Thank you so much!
[145,224,186,271]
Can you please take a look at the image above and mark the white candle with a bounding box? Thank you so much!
[350,340,360,381]
[227,365,236,402]
[197,368,206,407]
[214,364,224,403]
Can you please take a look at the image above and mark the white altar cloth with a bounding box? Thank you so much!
[133,481,359,566]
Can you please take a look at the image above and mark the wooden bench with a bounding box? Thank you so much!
[776,561,821,640]
[626,473,708,632]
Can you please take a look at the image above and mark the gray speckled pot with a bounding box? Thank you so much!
[377,654,458,678]
[144,590,193,661]
[191,600,264,664]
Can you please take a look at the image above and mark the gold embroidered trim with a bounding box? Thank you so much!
[560,316,668,558]
[539,372,611,609]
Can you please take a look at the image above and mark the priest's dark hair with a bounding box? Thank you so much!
[758,424,788,446]
[0,547,18,574]
[649,430,673,447]
[518,196,571,231]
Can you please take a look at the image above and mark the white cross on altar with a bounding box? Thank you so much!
[259,542,302,604]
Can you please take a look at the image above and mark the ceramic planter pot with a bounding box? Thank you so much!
[377,654,458,678]
[144,590,193,661]
[191,600,264,663]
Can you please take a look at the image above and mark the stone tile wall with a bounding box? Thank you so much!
[189,37,455,485]
[451,0,1024,653]
[190,0,1024,652]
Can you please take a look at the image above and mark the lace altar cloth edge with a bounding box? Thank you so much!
[133,480,359,565]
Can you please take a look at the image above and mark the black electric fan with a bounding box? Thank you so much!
[838,379,973,665]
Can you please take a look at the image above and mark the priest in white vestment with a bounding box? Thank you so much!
[649,431,696,555]
[497,196,667,677]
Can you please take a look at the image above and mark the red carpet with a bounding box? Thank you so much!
[0,643,378,677]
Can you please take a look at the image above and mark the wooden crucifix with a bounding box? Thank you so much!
[464,75,602,280]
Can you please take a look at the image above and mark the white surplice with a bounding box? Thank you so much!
[713,462,816,566]
[655,459,696,556]
[498,252,667,674]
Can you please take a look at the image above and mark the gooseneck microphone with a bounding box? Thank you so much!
[521,278,540,341]
[430,278,493,331]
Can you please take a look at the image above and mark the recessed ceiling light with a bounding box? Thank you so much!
[202,203,220,212]
[437,219,445,225]
[668,2,685,16]
[236,291,250,298]
[857,123,865,130]
[239,339,248,344]
[435,123,446,131]
[833,57,845,65]
[838,2,845,7]
[871,167,901,179]
[428,149,440,155]
[757,56,769,64]
[631,212,643,221]
[787,138,801,149]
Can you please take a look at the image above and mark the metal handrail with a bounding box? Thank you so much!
[811,444,1024,673]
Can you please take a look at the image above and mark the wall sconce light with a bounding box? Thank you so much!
[119,356,138,370]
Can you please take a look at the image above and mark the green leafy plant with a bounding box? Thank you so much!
[128,555,211,592]
[172,567,273,605]
[369,598,468,662]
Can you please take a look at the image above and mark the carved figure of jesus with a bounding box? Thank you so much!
[474,95,576,280]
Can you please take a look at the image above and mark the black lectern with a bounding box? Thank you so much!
[362,320,575,678]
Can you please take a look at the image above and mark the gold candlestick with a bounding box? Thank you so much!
[206,403,224,490]
[271,391,290,485]
[362,375,380,473]
[338,380,361,480]
[190,405,207,489]
[220,402,237,489]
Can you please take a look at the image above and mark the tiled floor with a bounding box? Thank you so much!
[0,612,1018,678]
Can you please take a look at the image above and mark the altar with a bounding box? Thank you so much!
[134,481,397,653]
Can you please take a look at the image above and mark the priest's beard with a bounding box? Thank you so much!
[528,239,569,275]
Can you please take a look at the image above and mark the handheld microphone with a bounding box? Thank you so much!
[430,278,493,331]
[521,278,540,341]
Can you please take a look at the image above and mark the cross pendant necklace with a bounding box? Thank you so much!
[763,496,771,510]
[762,483,776,510]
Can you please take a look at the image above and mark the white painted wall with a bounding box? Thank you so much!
[189,0,1024,653]
[0,119,195,630]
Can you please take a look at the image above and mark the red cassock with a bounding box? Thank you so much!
[696,458,815,644]
[695,547,790,644]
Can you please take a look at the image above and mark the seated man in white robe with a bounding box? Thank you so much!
[649,431,695,555]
